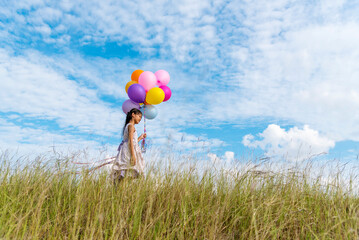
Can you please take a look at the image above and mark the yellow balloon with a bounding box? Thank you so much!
[125,81,137,93]
[146,87,165,105]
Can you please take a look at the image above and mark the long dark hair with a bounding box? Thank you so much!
[122,108,142,136]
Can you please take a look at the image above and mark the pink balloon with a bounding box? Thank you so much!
[155,70,170,86]
[159,85,172,102]
[138,71,157,92]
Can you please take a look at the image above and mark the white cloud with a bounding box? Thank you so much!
[34,24,52,36]
[1,0,225,69]
[0,49,124,137]
[0,118,115,158]
[207,151,235,168]
[243,124,335,161]
[224,151,234,162]
[2,0,359,156]
[207,152,220,163]
[148,127,225,153]
[0,47,225,154]
[205,1,359,142]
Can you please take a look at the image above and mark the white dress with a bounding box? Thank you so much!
[111,123,145,176]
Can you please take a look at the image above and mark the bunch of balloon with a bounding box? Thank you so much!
[122,69,172,152]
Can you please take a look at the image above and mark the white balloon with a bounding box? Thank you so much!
[140,105,158,120]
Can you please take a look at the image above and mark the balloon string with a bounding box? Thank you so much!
[142,105,146,152]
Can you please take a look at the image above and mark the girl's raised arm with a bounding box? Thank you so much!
[128,124,136,166]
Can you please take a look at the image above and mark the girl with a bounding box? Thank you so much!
[111,108,146,183]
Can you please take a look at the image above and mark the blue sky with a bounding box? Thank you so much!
[1,0,359,164]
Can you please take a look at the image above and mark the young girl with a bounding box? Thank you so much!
[111,108,146,183]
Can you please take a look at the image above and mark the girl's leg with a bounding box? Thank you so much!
[130,169,140,179]
[112,169,140,185]
[112,170,126,185]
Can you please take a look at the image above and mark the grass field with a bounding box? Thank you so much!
[0,151,358,239]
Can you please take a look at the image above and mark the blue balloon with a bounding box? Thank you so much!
[140,105,157,120]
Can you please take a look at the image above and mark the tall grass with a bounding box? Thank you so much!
[0,151,358,239]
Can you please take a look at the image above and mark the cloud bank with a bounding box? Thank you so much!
[243,124,335,161]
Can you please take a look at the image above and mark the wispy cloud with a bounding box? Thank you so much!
[0,47,224,153]
[205,0,359,142]
[0,49,123,136]
[1,0,224,67]
[0,118,109,156]
[1,0,358,158]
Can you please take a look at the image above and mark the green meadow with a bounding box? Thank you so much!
[0,151,358,239]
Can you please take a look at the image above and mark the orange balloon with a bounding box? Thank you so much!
[125,81,137,93]
[131,69,144,82]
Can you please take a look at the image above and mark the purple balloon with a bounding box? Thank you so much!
[122,99,140,114]
[159,85,172,102]
[128,84,146,103]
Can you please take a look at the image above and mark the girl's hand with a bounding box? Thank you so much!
[130,157,136,166]
[139,133,147,141]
